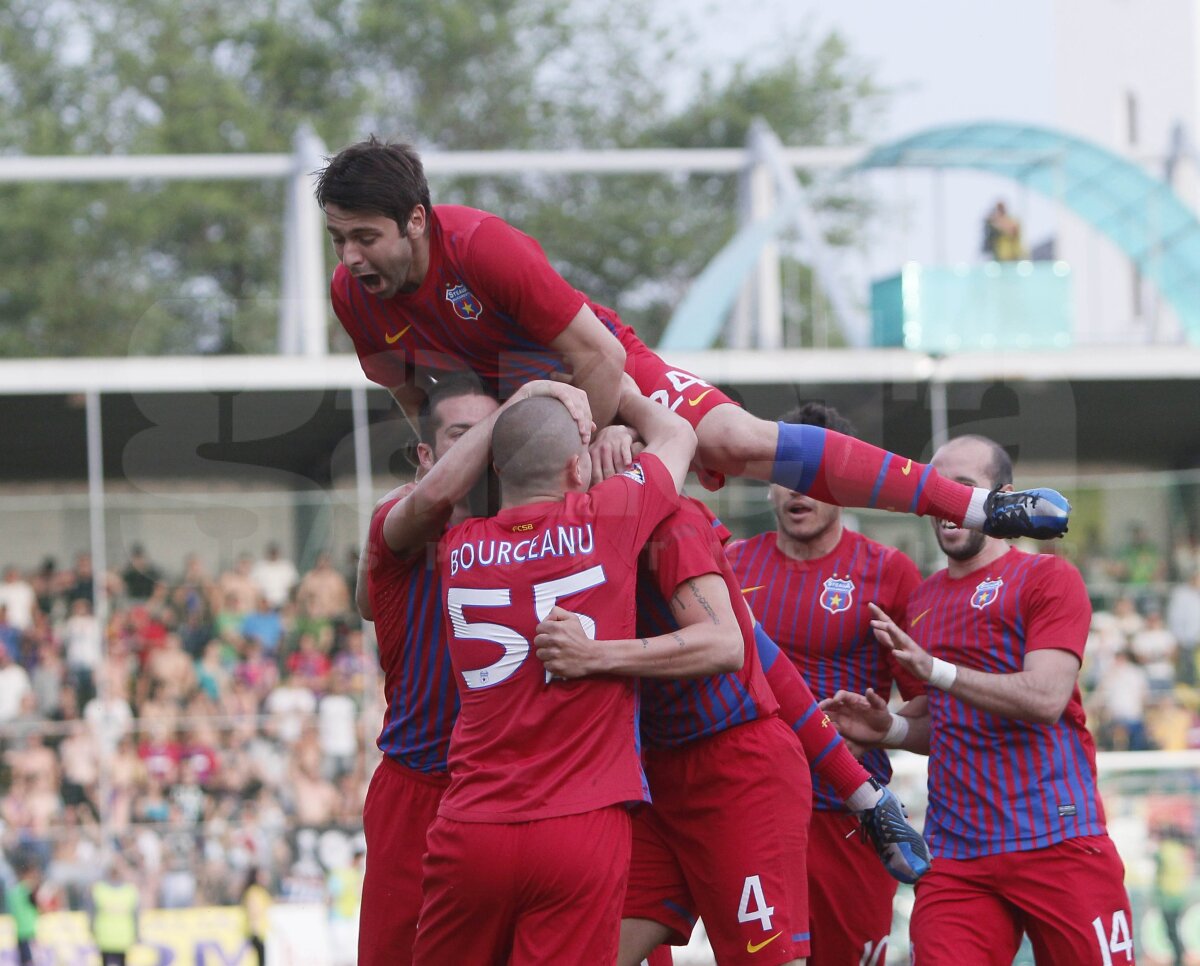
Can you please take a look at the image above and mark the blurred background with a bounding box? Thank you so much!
[1,0,1199,962]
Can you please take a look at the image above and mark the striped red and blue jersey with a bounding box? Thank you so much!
[366,497,458,775]
[437,455,678,823]
[726,528,921,809]
[638,498,779,749]
[332,205,637,397]
[910,547,1104,859]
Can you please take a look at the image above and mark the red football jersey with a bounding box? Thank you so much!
[437,454,679,823]
[908,548,1104,859]
[332,205,636,396]
[638,498,780,747]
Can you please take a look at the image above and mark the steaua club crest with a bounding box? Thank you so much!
[819,575,855,615]
[445,282,483,321]
[971,577,1004,610]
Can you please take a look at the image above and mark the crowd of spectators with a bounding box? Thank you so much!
[0,543,378,913]
[1081,529,1200,752]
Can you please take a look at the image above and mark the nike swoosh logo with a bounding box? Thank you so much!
[746,933,781,954]
[384,324,413,344]
[741,585,765,594]
[910,606,933,627]
[688,388,715,406]
[901,458,912,476]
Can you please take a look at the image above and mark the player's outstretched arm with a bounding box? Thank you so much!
[533,573,743,679]
[382,380,592,558]
[618,381,696,493]
[821,688,932,756]
[869,603,1079,725]
[356,482,417,618]
[548,306,627,429]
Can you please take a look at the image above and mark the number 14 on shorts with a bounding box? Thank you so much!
[1092,910,1133,965]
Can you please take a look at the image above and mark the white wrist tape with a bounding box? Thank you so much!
[928,657,958,691]
[883,712,910,748]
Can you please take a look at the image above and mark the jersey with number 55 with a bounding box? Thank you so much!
[437,454,679,824]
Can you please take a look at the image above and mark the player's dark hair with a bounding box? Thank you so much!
[416,373,496,446]
[315,136,432,230]
[951,434,1014,489]
[779,401,856,437]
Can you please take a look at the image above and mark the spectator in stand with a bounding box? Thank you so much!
[6,854,42,966]
[60,598,101,705]
[1146,694,1198,752]
[1130,610,1178,693]
[177,608,213,661]
[264,672,316,745]
[289,750,339,827]
[241,597,285,656]
[236,639,279,707]
[1166,572,1200,686]
[318,679,358,781]
[195,641,231,703]
[66,553,109,606]
[1114,524,1167,591]
[0,566,38,635]
[1111,595,1145,640]
[285,633,331,694]
[1092,648,1151,750]
[0,604,21,663]
[214,555,259,616]
[59,722,99,819]
[0,641,33,722]
[83,667,134,755]
[30,639,65,719]
[140,634,197,710]
[212,591,247,644]
[330,628,369,697]
[139,719,183,786]
[177,554,215,615]
[295,553,351,627]
[1171,533,1200,583]
[251,543,299,610]
[121,545,163,604]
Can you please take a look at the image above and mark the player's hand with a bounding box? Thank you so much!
[588,425,639,484]
[534,607,603,678]
[868,602,933,682]
[512,380,594,444]
[819,688,892,746]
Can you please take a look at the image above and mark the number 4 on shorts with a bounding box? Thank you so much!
[737,875,775,931]
[1091,910,1133,965]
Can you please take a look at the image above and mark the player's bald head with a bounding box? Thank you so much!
[492,397,584,494]
[934,435,1013,490]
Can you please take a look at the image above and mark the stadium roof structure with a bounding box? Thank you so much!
[860,121,1200,341]
[2,347,1199,486]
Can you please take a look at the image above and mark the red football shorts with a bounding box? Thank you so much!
[413,805,632,966]
[623,716,812,965]
[910,834,1136,966]
[806,808,897,966]
[619,336,739,490]
[358,756,449,966]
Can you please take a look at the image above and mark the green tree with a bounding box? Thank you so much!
[0,0,882,356]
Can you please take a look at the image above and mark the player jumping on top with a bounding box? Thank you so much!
[315,137,1071,540]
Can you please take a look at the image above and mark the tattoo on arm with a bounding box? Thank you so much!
[640,638,649,650]
[687,579,720,625]
[671,592,684,612]
[672,632,686,648]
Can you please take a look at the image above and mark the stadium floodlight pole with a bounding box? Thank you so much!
[85,389,114,853]
[350,383,377,713]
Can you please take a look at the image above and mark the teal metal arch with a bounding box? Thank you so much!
[861,121,1200,340]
